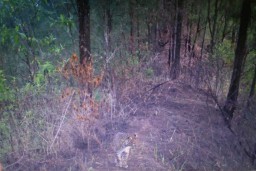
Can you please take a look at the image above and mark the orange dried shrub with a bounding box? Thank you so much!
[61,87,75,101]
[76,114,90,121]
[58,54,106,150]
[61,53,103,90]
[92,74,103,88]
[59,53,103,122]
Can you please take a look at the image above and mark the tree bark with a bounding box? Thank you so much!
[184,12,192,59]
[76,0,91,65]
[104,0,112,59]
[207,0,220,53]
[129,0,136,55]
[136,4,140,59]
[223,0,251,121]
[200,24,207,60]
[221,10,228,42]
[76,0,92,97]
[170,0,183,80]
[184,1,193,59]
[191,8,201,58]
[187,20,192,67]
[231,27,236,47]
[247,64,256,107]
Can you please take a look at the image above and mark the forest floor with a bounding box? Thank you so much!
[87,80,255,171]
[5,52,256,171]
[19,83,256,171]
[85,47,256,171]
[41,54,256,171]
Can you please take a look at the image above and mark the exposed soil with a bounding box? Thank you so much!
[4,52,256,171]
[85,81,254,171]
[6,79,255,171]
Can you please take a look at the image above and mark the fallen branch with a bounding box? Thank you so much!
[146,80,170,93]
[50,90,75,150]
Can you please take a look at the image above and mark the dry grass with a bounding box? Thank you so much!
[1,52,256,171]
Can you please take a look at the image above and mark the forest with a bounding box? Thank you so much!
[0,0,256,170]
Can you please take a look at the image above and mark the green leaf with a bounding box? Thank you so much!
[14,34,19,44]
[18,32,26,39]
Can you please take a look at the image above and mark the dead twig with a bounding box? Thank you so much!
[146,80,170,93]
[50,90,75,150]
[4,152,24,170]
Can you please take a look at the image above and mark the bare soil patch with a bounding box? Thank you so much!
[85,81,254,171]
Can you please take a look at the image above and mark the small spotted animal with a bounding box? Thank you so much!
[116,146,132,168]
[113,132,137,168]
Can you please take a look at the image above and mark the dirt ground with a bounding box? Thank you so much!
[82,81,255,171]
[7,80,255,171]
[4,52,256,171]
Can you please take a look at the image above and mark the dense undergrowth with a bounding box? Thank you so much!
[0,45,255,170]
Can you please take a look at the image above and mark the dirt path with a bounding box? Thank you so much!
[93,81,253,171]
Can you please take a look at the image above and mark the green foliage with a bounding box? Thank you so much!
[129,56,140,66]
[93,89,102,102]
[0,71,12,159]
[49,44,64,55]
[145,68,154,78]
[0,0,77,86]
[42,61,55,73]
[0,70,7,101]
[242,50,256,90]
[35,72,45,86]
[58,14,75,30]
[0,70,14,102]
[0,112,10,138]
[41,34,56,46]
[214,40,235,66]
[0,113,11,160]
[35,61,55,86]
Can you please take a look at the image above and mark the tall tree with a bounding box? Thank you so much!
[170,0,183,79]
[184,1,193,59]
[76,0,92,97]
[104,0,112,59]
[207,0,220,53]
[76,0,91,65]
[129,0,136,55]
[223,0,251,121]
[247,64,256,107]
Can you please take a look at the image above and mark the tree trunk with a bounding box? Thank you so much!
[221,10,228,42]
[76,0,92,96]
[191,8,201,58]
[76,0,91,65]
[231,27,236,47]
[223,0,251,121]
[129,0,136,55]
[171,22,176,64]
[184,1,193,59]
[247,64,256,107]
[200,24,207,60]
[187,20,192,67]
[104,0,112,60]
[147,18,151,46]
[211,0,219,51]
[184,14,192,58]
[170,0,183,80]
[207,0,220,53]
[136,1,140,59]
